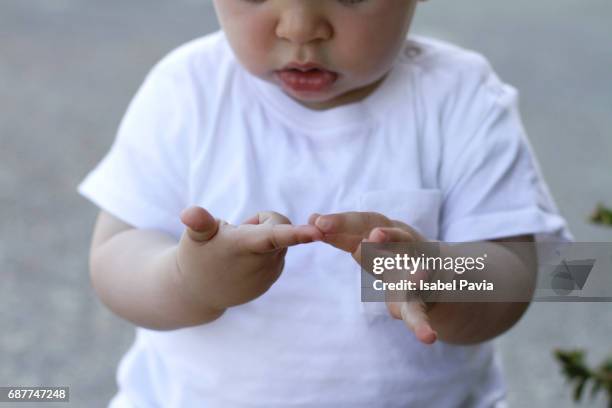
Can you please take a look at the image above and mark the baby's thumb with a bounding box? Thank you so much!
[180,206,219,243]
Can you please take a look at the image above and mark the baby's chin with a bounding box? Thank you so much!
[280,81,379,111]
[282,88,348,111]
[288,75,388,110]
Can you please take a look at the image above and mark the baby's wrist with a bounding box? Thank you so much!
[167,246,228,324]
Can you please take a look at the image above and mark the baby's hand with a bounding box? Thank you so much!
[309,211,438,345]
[176,206,323,315]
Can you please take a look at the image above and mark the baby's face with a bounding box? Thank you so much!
[213,0,419,110]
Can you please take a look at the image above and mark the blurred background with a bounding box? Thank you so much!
[1,0,610,406]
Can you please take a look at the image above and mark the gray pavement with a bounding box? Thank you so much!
[1,1,611,407]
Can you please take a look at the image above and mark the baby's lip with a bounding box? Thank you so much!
[281,61,334,73]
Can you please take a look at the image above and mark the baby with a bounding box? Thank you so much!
[78,0,572,406]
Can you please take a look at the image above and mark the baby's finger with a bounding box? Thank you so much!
[180,206,220,243]
[368,227,417,243]
[321,233,365,254]
[242,214,260,225]
[313,212,393,236]
[399,300,437,345]
[307,213,321,226]
[235,224,323,253]
[310,213,365,253]
[354,234,398,272]
[256,211,292,226]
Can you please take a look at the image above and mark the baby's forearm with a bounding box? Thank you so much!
[426,240,536,344]
[90,229,224,330]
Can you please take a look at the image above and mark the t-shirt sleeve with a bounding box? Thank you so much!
[77,63,190,240]
[438,57,572,243]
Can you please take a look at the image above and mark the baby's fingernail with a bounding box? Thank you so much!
[375,229,387,242]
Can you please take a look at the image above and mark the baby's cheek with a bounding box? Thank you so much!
[335,30,403,77]
[336,4,412,71]
[338,44,396,84]
[223,18,277,75]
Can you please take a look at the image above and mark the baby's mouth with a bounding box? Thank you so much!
[276,65,339,94]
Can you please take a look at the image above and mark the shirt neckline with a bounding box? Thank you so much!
[243,56,407,132]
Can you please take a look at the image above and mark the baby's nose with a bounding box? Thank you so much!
[275,5,333,45]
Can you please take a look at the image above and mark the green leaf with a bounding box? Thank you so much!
[574,378,587,401]
[599,358,612,373]
[590,204,612,226]
[555,349,590,379]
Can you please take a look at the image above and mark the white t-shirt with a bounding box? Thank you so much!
[78,31,572,408]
